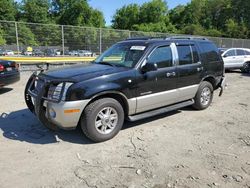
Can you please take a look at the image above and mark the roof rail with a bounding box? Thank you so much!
[166,36,208,40]
[126,37,165,41]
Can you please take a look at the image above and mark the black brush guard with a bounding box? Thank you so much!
[24,73,74,130]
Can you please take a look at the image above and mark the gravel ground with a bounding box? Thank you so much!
[0,71,250,188]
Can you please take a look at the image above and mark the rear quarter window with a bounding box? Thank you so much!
[199,42,220,62]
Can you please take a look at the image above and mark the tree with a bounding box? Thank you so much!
[52,0,105,27]
[21,0,50,23]
[0,28,6,45]
[112,4,140,30]
[112,0,176,33]
[0,0,17,21]
[139,0,168,24]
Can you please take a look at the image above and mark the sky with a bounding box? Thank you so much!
[89,0,191,26]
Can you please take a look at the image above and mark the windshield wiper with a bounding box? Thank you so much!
[95,61,115,67]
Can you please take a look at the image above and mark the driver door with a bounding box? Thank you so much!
[136,44,178,113]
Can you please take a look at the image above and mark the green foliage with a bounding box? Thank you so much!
[21,0,50,23]
[53,0,105,27]
[112,0,176,33]
[139,0,168,24]
[0,0,17,21]
[112,4,140,30]
[17,24,37,45]
[0,28,6,45]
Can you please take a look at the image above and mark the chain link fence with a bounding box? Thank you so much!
[1,20,250,56]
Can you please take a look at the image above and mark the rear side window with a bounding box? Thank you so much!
[148,46,172,68]
[225,49,236,57]
[245,50,250,55]
[236,49,245,56]
[199,42,220,62]
[177,45,199,65]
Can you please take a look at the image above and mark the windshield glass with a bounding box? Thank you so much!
[94,43,147,68]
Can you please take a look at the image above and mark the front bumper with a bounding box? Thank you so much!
[44,99,90,129]
[25,73,90,130]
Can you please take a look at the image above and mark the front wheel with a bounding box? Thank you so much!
[81,98,124,142]
[193,81,214,110]
[241,63,250,73]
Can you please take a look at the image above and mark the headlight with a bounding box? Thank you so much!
[47,82,73,101]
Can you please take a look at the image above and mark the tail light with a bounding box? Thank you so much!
[0,64,4,72]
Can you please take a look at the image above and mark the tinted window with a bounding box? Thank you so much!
[191,45,200,63]
[177,45,192,65]
[236,49,245,56]
[245,50,250,55]
[225,50,236,57]
[148,46,172,68]
[199,42,220,62]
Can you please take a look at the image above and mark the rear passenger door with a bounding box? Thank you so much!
[223,49,238,68]
[235,49,246,67]
[175,43,202,101]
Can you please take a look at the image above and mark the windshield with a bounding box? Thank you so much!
[94,43,147,68]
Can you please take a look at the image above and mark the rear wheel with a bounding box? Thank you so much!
[81,98,124,142]
[193,81,214,110]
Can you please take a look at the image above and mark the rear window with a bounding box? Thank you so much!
[199,42,220,62]
[236,49,245,56]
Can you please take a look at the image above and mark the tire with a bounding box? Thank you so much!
[81,98,124,142]
[193,81,214,110]
[241,63,250,73]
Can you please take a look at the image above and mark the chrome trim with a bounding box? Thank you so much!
[127,98,137,115]
[131,84,199,114]
[45,99,90,128]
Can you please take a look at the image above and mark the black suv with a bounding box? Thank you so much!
[25,37,226,142]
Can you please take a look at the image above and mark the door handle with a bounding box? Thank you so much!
[197,67,203,72]
[166,72,176,77]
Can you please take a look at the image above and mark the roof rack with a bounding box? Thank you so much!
[126,36,209,41]
[166,36,208,40]
[125,37,163,41]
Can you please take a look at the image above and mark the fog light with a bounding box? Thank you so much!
[49,108,56,118]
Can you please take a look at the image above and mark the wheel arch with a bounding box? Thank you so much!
[86,91,129,116]
[202,76,217,90]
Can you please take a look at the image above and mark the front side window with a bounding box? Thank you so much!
[94,43,147,68]
[147,46,172,68]
[225,50,236,57]
[236,49,245,56]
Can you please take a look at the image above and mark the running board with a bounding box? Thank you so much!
[127,100,194,122]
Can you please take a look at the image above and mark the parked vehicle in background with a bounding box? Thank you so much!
[2,50,14,56]
[0,49,4,56]
[23,50,33,56]
[46,49,61,56]
[25,37,225,142]
[222,48,250,72]
[218,48,228,55]
[0,60,20,88]
[78,50,94,57]
[69,50,79,56]
[33,49,45,56]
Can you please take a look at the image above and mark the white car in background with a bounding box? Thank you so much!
[3,50,14,56]
[78,50,94,57]
[222,48,250,72]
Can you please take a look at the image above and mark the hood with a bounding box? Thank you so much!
[41,63,129,82]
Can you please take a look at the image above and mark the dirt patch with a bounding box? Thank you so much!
[0,71,250,188]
